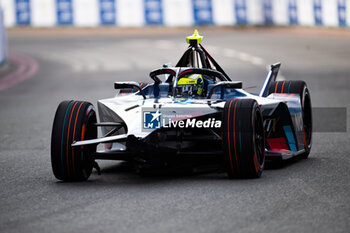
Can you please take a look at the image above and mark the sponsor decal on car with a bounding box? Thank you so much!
[143,110,162,129]
[142,108,221,132]
[163,118,221,129]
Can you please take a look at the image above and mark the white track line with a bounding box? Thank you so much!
[35,39,286,79]
[250,56,264,66]
[155,40,177,49]
[216,47,266,68]
[211,45,285,81]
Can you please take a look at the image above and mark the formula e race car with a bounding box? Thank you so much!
[51,30,312,181]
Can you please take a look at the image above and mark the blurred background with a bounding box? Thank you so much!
[0,1,350,233]
[1,0,350,65]
[1,0,349,28]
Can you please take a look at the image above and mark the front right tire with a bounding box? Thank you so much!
[51,100,97,181]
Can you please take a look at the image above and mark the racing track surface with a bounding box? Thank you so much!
[1,28,349,233]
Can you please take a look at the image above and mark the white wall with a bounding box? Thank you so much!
[246,0,264,25]
[1,0,15,27]
[117,0,144,27]
[73,0,99,27]
[272,0,288,26]
[0,0,349,27]
[322,0,338,27]
[31,0,56,27]
[0,9,7,64]
[163,0,194,27]
[212,0,235,26]
[297,0,314,26]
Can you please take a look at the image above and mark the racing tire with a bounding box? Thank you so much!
[222,99,265,178]
[268,80,312,158]
[51,100,97,181]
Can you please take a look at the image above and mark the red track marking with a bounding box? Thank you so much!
[274,81,279,93]
[66,102,78,176]
[227,100,234,174]
[281,81,285,93]
[0,54,39,92]
[72,102,84,175]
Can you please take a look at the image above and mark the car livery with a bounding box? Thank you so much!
[51,30,312,181]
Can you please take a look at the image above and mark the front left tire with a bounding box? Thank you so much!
[222,99,265,178]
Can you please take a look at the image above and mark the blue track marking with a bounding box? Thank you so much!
[99,0,116,25]
[145,0,163,25]
[338,0,347,26]
[288,0,298,25]
[263,0,273,24]
[192,0,213,25]
[15,0,31,25]
[283,125,297,152]
[56,0,73,25]
[314,0,323,26]
[61,101,73,174]
[234,0,247,25]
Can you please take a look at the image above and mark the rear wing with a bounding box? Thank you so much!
[259,63,281,97]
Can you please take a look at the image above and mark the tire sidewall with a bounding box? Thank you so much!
[51,101,97,181]
[251,101,265,177]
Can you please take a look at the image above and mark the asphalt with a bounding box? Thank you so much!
[0,28,349,233]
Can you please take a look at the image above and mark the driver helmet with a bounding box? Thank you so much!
[176,74,204,97]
